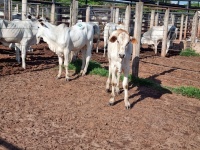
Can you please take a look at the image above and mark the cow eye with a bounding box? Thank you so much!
[117,40,119,43]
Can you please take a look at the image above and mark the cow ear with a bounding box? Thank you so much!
[109,36,117,43]
[130,37,137,44]
[41,22,48,28]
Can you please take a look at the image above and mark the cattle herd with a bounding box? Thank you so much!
[0,14,178,109]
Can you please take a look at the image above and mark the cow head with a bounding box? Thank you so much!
[109,29,137,58]
[36,22,48,44]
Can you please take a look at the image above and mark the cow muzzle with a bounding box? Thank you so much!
[119,54,125,58]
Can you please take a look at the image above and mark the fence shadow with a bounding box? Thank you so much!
[112,68,175,109]
[0,137,22,150]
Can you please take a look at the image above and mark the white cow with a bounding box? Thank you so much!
[141,25,178,54]
[106,29,137,109]
[103,22,125,57]
[36,21,94,81]
[0,17,38,69]
[88,22,100,53]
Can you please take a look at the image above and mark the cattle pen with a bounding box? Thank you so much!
[0,1,200,150]
[2,0,200,77]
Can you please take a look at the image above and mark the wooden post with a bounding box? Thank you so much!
[22,0,27,20]
[183,15,188,40]
[110,6,114,22]
[70,0,78,26]
[197,18,200,38]
[191,11,198,45]
[161,8,169,57]
[179,14,184,41]
[46,8,50,19]
[155,13,159,26]
[115,8,119,23]
[8,0,12,20]
[86,6,90,22]
[171,14,175,25]
[124,5,131,32]
[51,0,56,24]
[4,0,12,20]
[132,2,143,78]
[15,4,19,14]
[42,8,44,18]
[150,10,155,28]
[36,5,39,18]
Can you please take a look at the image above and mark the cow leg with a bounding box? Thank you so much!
[109,67,117,106]
[57,56,63,79]
[81,43,92,76]
[154,43,158,55]
[106,60,111,92]
[64,50,70,81]
[166,41,170,54]
[15,45,21,63]
[115,71,120,95]
[79,49,86,75]
[21,45,27,69]
[123,69,130,109]
[96,39,100,53]
[103,38,107,57]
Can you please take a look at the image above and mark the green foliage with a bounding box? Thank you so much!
[169,86,200,100]
[180,48,200,57]
[90,68,108,76]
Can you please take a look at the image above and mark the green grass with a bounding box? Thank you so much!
[180,48,200,56]
[168,86,200,100]
[68,59,200,100]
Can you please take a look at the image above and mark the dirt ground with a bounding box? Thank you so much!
[0,42,200,150]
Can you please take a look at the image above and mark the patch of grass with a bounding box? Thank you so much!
[168,86,200,100]
[90,68,108,76]
[180,48,200,56]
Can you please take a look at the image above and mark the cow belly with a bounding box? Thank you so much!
[2,29,23,43]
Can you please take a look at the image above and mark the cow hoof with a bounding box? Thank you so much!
[106,89,110,93]
[109,102,114,106]
[56,76,61,80]
[125,105,131,110]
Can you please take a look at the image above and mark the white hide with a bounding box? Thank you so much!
[106,29,136,109]
[141,25,177,54]
[36,21,94,81]
[0,18,38,69]
[103,22,125,57]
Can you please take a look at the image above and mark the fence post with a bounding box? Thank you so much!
[115,7,119,23]
[36,5,40,18]
[179,14,184,41]
[124,5,131,32]
[51,1,55,24]
[22,0,27,20]
[183,15,188,40]
[171,14,175,25]
[70,0,78,26]
[86,6,90,22]
[150,10,155,28]
[155,13,159,26]
[110,6,114,22]
[197,18,200,38]
[132,2,143,78]
[161,8,169,57]
[191,11,198,46]
[4,0,12,20]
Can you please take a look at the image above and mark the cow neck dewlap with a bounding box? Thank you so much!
[43,34,62,55]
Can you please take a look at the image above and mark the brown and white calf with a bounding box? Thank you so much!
[106,29,137,109]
